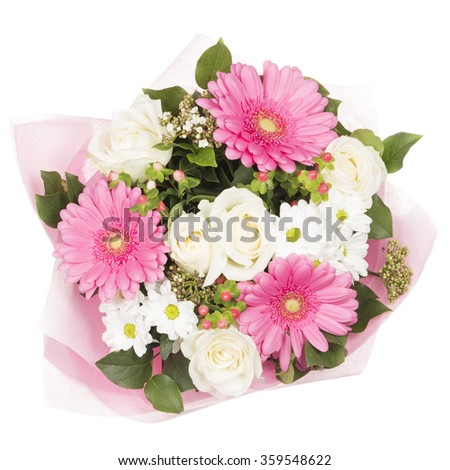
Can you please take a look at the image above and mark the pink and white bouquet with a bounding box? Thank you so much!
[14,38,435,419]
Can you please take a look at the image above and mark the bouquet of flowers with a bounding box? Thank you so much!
[14,37,435,418]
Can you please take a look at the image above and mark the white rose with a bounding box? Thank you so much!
[181,328,263,399]
[88,94,172,181]
[322,136,387,208]
[166,212,212,277]
[199,187,277,286]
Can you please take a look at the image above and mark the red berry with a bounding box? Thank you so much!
[318,182,330,194]
[153,162,163,171]
[322,152,332,162]
[230,308,240,318]
[307,170,318,180]
[220,290,232,302]
[257,172,268,182]
[198,305,209,317]
[217,319,228,329]
[215,275,226,285]
[202,320,212,330]
[138,195,148,205]
[157,201,166,212]
[290,200,299,206]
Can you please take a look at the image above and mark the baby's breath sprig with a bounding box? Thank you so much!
[160,92,220,148]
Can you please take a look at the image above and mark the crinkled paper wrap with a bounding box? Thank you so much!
[13,36,436,421]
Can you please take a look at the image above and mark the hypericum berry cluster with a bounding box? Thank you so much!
[297,152,334,203]
[379,239,413,303]
[165,263,216,306]
[160,93,220,148]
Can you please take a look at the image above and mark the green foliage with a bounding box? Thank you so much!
[95,348,153,389]
[163,352,196,392]
[275,356,309,384]
[351,129,384,154]
[36,192,68,228]
[109,172,133,188]
[143,86,188,115]
[187,147,217,167]
[305,341,347,369]
[159,334,173,361]
[351,281,391,333]
[144,374,184,414]
[40,170,65,195]
[366,194,393,239]
[195,39,232,89]
[65,172,85,203]
[36,171,84,228]
[382,132,422,173]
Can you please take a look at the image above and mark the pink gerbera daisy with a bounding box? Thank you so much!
[238,254,358,371]
[197,61,338,172]
[54,180,169,302]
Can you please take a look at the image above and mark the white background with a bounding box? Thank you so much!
[1,1,449,469]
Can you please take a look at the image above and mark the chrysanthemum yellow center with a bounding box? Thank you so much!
[336,209,348,222]
[258,117,278,133]
[286,227,302,243]
[165,304,180,320]
[123,323,136,339]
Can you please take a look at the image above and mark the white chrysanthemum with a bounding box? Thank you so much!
[101,294,152,357]
[274,200,326,259]
[320,229,369,280]
[316,188,372,234]
[141,280,198,341]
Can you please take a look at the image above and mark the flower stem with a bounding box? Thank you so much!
[367,269,380,277]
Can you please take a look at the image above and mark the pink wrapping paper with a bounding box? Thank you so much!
[12,37,436,421]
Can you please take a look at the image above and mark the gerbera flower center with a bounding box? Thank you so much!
[243,101,293,147]
[123,323,136,339]
[269,284,320,331]
[93,221,140,269]
[165,304,180,320]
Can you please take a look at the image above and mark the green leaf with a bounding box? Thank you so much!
[178,176,201,192]
[382,132,422,173]
[144,374,184,414]
[323,332,348,347]
[41,170,65,195]
[35,192,68,228]
[143,86,188,115]
[366,194,393,239]
[232,165,254,185]
[324,98,341,116]
[163,352,195,392]
[169,201,184,221]
[352,299,390,333]
[159,334,173,361]
[276,360,308,384]
[334,121,351,136]
[305,342,347,369]
[353,281,378,301]
[351,129,384,154]
[65,172,85,203]
[96,348,152,389]
[201,166,220,183]
[187,147,217,167]
[195,39,232,89]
